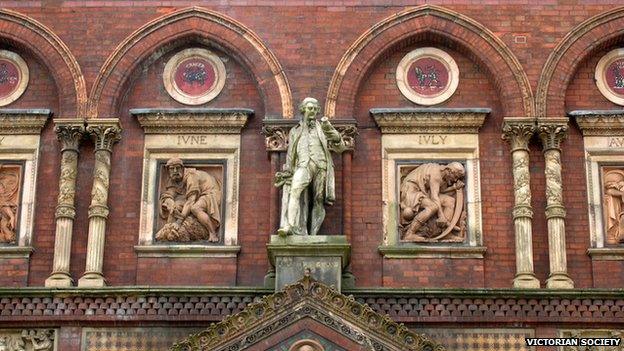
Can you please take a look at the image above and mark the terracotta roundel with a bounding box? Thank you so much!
[596,48,624,105]
[0,50,29,107]
[396,47,459,106]
[163,48,226,105]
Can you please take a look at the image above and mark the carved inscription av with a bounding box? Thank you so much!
[0,164,21,244]
[602,167,624,245]
[399,162,467,243]
[155,158,223,243]
[608,137,624,148]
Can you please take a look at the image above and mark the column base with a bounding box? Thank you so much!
[267,235,350,292]
[513,273,540,289]
[546,273,574,289]
[77,272,107,287]
[44,272,73,287]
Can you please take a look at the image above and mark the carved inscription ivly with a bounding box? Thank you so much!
[416,134,448,145]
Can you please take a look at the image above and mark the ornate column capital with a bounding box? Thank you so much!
[501,117,536,151]
[86,119,122,152]
[54,119,86,152]
[333,123,358,151]
[262,124,289,152]
[537,118,568,152]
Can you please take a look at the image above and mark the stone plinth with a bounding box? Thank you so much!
[267,235,350,292]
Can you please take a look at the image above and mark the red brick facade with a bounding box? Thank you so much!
[1,1,624,350]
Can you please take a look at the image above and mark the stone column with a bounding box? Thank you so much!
[78,119,121,287]
[502,117,540,288]
[262,124,289,234]
[45,119,85,287]
[336,125,357,240]
[537,118,574,289]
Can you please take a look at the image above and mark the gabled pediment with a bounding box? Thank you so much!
[171,276,444,351]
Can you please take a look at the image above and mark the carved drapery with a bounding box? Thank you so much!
[502,117,540,288]
[45,119,86,287]
[78,119,121,287]
[537,118,574,289]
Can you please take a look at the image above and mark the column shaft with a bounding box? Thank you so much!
[269,152,280,234]
[342,151,352,240]
[45,121,85,287]
[502,118,540,289]
[78,120,121,287]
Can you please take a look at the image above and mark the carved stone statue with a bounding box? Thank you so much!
[0,164,20,244]
[399,162,466,242]
[156,158,222,242]
[603,168,624,245]
[275,97,345,236]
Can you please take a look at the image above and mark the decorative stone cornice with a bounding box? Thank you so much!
[54,118,86,152]
[0,109,51,134]
[132,108,253,134]
[371,108,489,134]
[86,119,122,152]
[171,276,444,351]
[537,118,568,151]
[501,117,535,152]
[570,110,624,136]
[262,118,358,151]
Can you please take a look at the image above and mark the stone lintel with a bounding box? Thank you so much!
[378,245,486,259]
[0,109,51,134]
[587,247,624,260]
[131,108,253,134]
[134,245,241,258]
[570,110,624,136]
[0,245,33,258]
[371,107,489,134]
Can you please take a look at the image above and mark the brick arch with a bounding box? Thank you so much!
[537,7,624,117]
[325,5,533,118]
[0,9,86,116]
[88,6,293,119]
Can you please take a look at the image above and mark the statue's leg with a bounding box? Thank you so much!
[191,199,218,241]
[280,166,311,235]
[309,169,327,236]
[404,198,438,239]
[440,194,456,223]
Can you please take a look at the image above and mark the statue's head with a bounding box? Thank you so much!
[443,162,465,183]
[299,97,320,121]
[166,158,184,182]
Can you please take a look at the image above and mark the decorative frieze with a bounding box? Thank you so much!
[502,117,540,289]
[45,119,86,287]
[132,108,252,134]
[537,117,574,289]
[0,329,55,351]
[262,118,358,152]
[371,107,489,134]
[573,110,624,136]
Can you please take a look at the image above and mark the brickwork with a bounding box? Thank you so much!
[0,2,621,295]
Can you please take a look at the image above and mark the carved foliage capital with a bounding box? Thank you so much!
[502,120,535,151]
[55,121,86,152]
[334,124,358,151]
[262,125,289,151]
[86,120,122,152]
[537,121,568,151]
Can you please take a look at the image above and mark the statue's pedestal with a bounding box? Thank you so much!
[267,235,351,292]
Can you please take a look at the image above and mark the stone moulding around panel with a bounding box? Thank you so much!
[371,107,490,134]
[0,109,51,134]
[131,108,253,134]
[571,110,624,136]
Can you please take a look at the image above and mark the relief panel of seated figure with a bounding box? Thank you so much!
[603,167,624,245]
[399,162,467,243]
[155,158,223,243]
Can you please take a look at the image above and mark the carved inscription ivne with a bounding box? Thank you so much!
[399,162,467,243]
[155,158,223,243]
[0,164,21,244]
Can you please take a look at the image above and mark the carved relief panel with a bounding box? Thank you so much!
[398,162,467,243]
[0,163,23,244]
[0,329,55,351]
[154,159,225,244]
[601,166,624,245]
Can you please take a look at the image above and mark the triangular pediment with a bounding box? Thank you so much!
[171,276,445,351]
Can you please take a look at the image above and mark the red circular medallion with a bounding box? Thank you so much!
[406,57,449,96]
[173,57,217,97]
[0,59,20,99]
[605,58,624,96]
